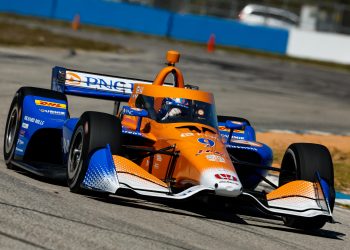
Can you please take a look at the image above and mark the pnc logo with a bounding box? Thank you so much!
[66,72,82,85]
[215,173,237,181]
[35,100,67,109]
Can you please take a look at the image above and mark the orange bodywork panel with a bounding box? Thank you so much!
[267,180,318,201]
[119,50,238,189]
[113,155,168,188]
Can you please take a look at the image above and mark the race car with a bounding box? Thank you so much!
[3,50,335,230]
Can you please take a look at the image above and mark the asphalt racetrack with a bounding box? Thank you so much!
[0,44,349,249]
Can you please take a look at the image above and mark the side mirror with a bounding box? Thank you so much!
[122,106,148,132]
[122,106,148,117]
[225,120,246,144]
[225,120,246,130]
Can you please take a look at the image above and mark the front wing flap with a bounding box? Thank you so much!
[243,179,332,220]
[82,146,332,220]
[81,146,212,199]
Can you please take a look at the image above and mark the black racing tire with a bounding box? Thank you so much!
[279,143,335,230]
[3,87,66,169]
[67,111,122,193]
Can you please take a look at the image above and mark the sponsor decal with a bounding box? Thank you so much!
[198,138,215,147]
[122,129,143,136]
[35,100,66,109]
[231,140,263,147]
[156,154,162,162]
[15,147,24,152]
[196,149,224,157]
[221,134,245,140]
[227,145,258,152]
[66,72,81,85]
[218,126,245,134]
[135,86,144,94]
[24,116,45,126]
[180,132,194,137]
[17,139,24,145]
[65,71,145,94]
[215,173,237,182]
[218,126,230,132]
[206,154,225,163]
[39,109,65,116]
[21,122,29,129]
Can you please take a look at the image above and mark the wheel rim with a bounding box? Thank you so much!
[5,107,19,154]
[68,126,84,180]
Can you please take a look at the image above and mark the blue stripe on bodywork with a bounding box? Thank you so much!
[82,145,119,193]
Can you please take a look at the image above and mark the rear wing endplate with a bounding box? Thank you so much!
[51,66,153,101]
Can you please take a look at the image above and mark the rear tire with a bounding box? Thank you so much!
[279,143,335,230]
[3,87,67,169]
[67,111,122,193]
[4,94,21,169]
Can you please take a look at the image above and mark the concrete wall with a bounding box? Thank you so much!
[287,29,350,64]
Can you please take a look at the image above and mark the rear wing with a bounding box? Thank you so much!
[51,66,153,101]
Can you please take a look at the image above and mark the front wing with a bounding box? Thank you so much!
[81,145,332,220]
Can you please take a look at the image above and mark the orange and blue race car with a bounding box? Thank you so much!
[4,51,335,230]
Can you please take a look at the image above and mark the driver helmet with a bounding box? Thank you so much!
[158,97,190,118]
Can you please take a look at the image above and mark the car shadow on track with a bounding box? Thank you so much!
[6,165,345,240]
[10,167,67,187]
[89,191,345,240]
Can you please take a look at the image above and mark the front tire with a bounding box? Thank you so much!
[67,111,122,193]
[279,143,335,230]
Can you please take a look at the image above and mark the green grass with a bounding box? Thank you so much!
[0,15,123,51]
[338,204,350,209]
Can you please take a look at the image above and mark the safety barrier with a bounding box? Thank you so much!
[0,0,54,17]
[53,0,171,36]
[169,13,289,54]
[0,0,293,56]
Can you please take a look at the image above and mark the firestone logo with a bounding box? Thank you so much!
[214,173,237,181]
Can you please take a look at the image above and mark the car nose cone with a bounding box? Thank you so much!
[200,168,242,197]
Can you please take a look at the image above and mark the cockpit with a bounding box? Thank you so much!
[135,94,218,129]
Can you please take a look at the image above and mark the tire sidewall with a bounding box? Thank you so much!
[67,112,122,192]
[3,93,22,166]
[279,143,335,229]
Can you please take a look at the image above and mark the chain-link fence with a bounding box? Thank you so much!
[123,0,350,34]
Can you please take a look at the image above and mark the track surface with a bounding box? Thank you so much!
[0,45,349,249]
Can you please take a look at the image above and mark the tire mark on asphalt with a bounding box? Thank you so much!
[0,201,196,250]
[0,230,51,250]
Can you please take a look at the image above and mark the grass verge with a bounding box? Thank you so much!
[0,13,349,71]
[0,15,123,51]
